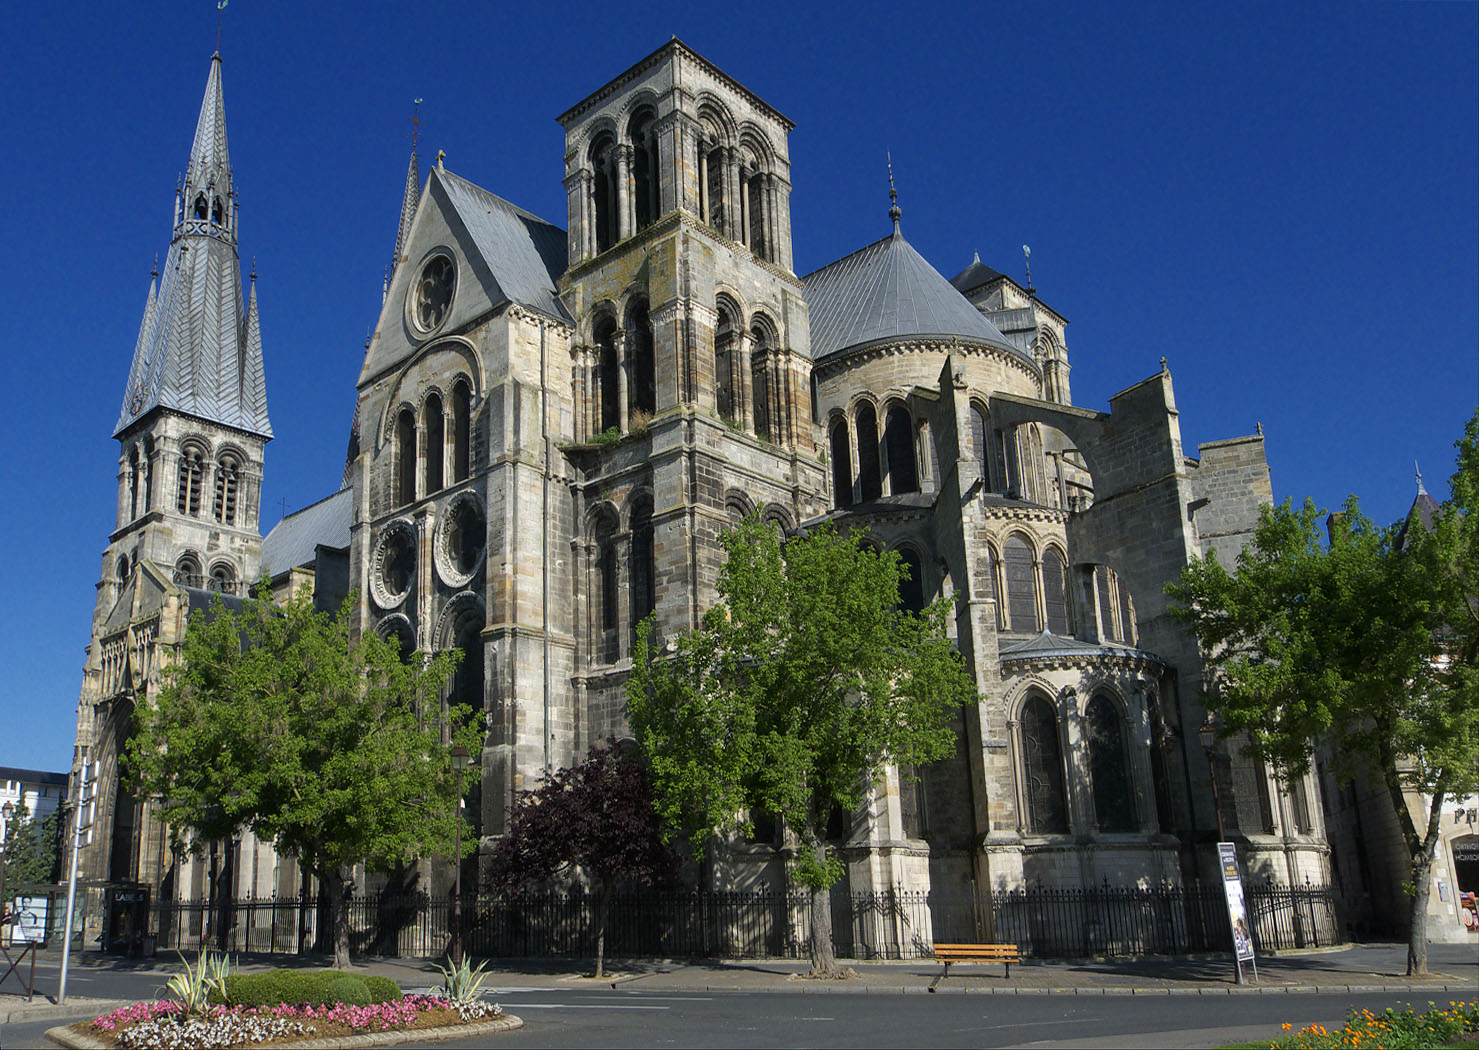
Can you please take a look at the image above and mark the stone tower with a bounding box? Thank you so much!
[75,51,271,884]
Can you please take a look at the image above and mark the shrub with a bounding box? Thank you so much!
[216,969,401,1008]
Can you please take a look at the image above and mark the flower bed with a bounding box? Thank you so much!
[76,993,503,1050]
[1266,1001,1479,1050]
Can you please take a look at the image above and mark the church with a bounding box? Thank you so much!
[73,39,1334,946]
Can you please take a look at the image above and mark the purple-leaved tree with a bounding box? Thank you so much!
[485,740,678,977]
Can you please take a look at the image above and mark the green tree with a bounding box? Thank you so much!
[627,515,977,977]
[1168,410,1479,975]
[485,740,678,978]
[126,588,476,969]
[3,803,66,886]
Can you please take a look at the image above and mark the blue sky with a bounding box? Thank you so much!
[1,1,1474,774]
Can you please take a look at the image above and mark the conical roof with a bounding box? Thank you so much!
[949,252,1005,295]
[186,53,231,199]
[803,230,1023,362]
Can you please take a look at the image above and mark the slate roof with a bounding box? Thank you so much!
[261,488,354,577]
[436,170,570,325]
[114,53,270,439]
[802,230,1022,362]
[949,254,1005,295]
[999,630,1165,665]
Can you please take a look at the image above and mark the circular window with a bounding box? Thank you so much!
[410,254,455,333]
[371,521,418,609]
[434,493,487,588]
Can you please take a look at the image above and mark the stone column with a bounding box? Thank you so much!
[615,146,633,242]
[847,414,862,504]
[738,332,755,435]
[1007,716,1026,835]
[739,167,751,250]
[725,149,741,241]
[613,330,629,433]
[697,146,708,224]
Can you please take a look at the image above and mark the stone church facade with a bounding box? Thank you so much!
[74,41,1333,940]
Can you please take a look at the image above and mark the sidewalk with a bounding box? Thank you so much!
[4,941,1475,1027]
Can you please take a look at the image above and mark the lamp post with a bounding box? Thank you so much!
[0,800,14,938]
[449,744,470,968]
[1198,721,1226,842]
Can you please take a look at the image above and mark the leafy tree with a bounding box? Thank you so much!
[485,739,678,978]
[126,588,476,969]
[627,515,976,977]
[1168,410,1479,975]
[3,803,66,886]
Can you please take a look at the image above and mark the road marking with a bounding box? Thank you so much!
[955,1016,1107,1032]
[503,1003,670,1010]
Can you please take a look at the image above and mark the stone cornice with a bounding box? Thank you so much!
[813,337,1040,389]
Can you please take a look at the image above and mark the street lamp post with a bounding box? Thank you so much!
[0,800,14,938]
[1198,721,1226,842]
[449,744,470,968]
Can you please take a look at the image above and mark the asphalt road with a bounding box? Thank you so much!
[1,985,1454,1050]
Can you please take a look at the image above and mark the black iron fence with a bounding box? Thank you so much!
[139,881,1340,962]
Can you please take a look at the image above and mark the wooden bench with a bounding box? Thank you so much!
[928,943,1022,990]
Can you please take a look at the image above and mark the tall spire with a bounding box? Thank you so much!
[115,51,270,440]
[1416,461,1427,496]
[393,143,421,276]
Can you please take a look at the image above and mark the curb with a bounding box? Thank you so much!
[667,981,1470,996]
[1,1000,132,1026]
[43,1013,524,1048]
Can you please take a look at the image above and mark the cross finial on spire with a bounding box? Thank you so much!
[1416,460,1427,495]
[437,148,446,172]
[250,256,257,281]
[1160,356,1168,372]
[151,254,159,279]
[887,151,901,234]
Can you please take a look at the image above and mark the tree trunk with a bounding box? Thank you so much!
[594,873,612,979]
[807,843,839,977]
[321,865,352,970]
[1407,791,1447,976]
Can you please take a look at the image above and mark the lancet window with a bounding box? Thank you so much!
[1042,548,1070,635]
[176,442,205,517]
[630,493,655,643]
[396,408,416,506]
[596,315,620,434]
[1003,533,1037,631]
[1021,695,1069,834]
[830,420,853,508]
[628,109,660,232]
[884,405,918,494]
[212,452,240,525]
[589,133,617,254]
[750,319,776,443]
[423,393,445,494]
[596,520,619,664]
[1086,694,1135,832]
[451,380,471,483]
[896,546,925,614]
[627,300,656,420]
[856,403,881,501]
[714,300,739,423]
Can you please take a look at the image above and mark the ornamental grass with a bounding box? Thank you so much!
[1267,1002,1479,1050]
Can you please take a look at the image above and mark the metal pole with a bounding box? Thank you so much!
[451,768,464,968]
[1204,746,1226,842]
[0,802,13,943]
[58,761,90,1006]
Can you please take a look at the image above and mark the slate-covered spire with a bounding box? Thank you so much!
[115,52,271,439]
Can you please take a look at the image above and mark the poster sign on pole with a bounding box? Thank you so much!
[1218,842,1257,982]
[10,897,49,944]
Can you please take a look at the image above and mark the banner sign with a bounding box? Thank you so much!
[1218,842,1255,962]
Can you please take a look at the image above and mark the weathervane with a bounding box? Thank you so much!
[216,0,227,52]
[410,98,424,152]
[1023,244,1035,296]
[1416,460,1427,495]
[887,151,901,234]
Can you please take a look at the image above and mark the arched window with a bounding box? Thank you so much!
[627,301,656,420]
[211,196,225,225]
[1042,548,1070,635]
[594,515,619,664]
[747,170,769,261]
[629,494,655,643]
[714,300,738,422]
[830,420,853,508]
[213,453,240,525]
[117,554,130,584]
[423,393,445,494]
[897,547,925,614]
[750,321,774,442]
[173,553,201,588]
[208,562,236,595]
[127,445,141,520]
[1022,695,1069,833]
[589,134,617,254]
[628,109,660,232]
[1002,534,1037,631]
[856,403,881,501]
[383,618,416,664]
[193,194,208,220]
[971,405,993,490]
[395,408,416,506]
[1086,694,1135,832]
[595,316,620,434]
[177,443,205,516]
[884,405,918,494]
[142,437,154,513]
[450,609,484,711]
[702,139,727,235]
[451,381,471,482]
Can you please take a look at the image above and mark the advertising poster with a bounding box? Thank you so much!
[10,896,50,944]
[1218,842,1255,962]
